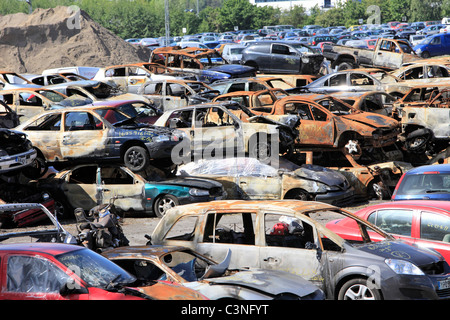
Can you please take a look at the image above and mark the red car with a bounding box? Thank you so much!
[0,243,206,300]
[326,200,450,262]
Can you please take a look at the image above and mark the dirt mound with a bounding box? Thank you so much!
[0,6,151,74]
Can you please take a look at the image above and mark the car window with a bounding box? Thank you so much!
[202,212,256,245]
[164,215,198,241]
[431,37,441,45]
[327,74,347,86]
[24,114,62,131]
[310,105,328,121]
[68,166,97,184]
[350,74,374,86]
[396,173,450,195]
[272,44,290,55]
[101,167,134,184]
[426,66,449,78]
[6,255,69,294]
[19,93,43,106]
[65,112,102,131]
[264,214,315,249]
[228,83,246,92]
[420,211,450,242]
[367,209,413,236]
[400,67,423,80]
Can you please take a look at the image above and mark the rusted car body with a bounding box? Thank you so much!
[212,88,286,111]
[0,71,41,90]
[210,76,295,95]
[149,46,256,83]
[102,245,325,300]
[0,88,68,123]
[151,200,450,300]
[0,100,20,128]
[15,105,184,172]
[215,94,399,159]
[257,74,318,87]
[178,157,355,206]
[137,79,217,111]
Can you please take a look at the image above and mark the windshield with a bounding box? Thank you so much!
[229,48,244,55]
[396,173,450,195]
[39,90,66,102]
[57,248,136,288]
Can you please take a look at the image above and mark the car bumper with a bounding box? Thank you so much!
[0,148,37,173]
[179,194,227,206]
[145,140,180,159]
[315,187,356,207]
[381,273,450,300]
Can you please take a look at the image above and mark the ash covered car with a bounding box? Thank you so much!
[15,105,184,173]
[151,200,450,300]
[178,157,355,206]
[36,163,226,217]
[240,41,324,75]
[103,246,324,300]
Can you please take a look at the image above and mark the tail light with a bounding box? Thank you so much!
[391,173,406,199]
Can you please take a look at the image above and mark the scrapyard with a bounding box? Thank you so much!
[2,5,450,304]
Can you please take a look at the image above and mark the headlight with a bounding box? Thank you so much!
[154,135,170,143]
[415,48,422,54]
[385,259,424,275]
[189,188,210,196]
[41,193,50,201]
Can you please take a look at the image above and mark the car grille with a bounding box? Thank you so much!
[436,287,450,299]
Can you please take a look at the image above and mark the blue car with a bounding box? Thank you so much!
[392,164,450,201]
[414,33,450,58]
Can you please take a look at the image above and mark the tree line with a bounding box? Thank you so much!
[2,0,449,39]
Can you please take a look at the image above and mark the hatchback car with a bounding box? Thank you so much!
[0,243,205,300]
[15,106,184,172]
[325,200,450,262]
[151,200,450,300]
[392,164,450,201]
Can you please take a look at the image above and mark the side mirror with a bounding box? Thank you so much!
[60,282,88,296]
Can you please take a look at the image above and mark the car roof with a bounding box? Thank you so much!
[405,164,450,174]
[102,245,194,260]
[0,243,83,256]
[357,200,450,213]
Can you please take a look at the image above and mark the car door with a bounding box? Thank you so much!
[63,165,99,210]
[60,110,108,160]
[234,161,282,199]
[194,211,260,269]
[416,210,450,262]
[270,43,300,73]
[97,166,145,212]
[0,254,79,300]
[373,39,404,69]
[284,101,335,146]
[259,211,324,288]
[127,67,150,93]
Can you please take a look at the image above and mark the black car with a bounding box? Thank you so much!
[15,106,184,173]
[241,41,324,75]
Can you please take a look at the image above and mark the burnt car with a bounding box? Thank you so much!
[151,200,450,300]
[240,41,324,75]
[36,163,225,217]
[137,79,219,111]
[210,76,295,95]
[0,128,37,176]
[149,46,256,83]
[89,100,163,125]
[15,106,184,173]
[103,246,325,300]
[0,100,20,128]
[178,157,355,206]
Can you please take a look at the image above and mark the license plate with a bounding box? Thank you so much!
[438,278,450,290]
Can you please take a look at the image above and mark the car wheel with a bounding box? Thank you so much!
[421,51,430,58]
[124,146,149,172]
[338,278,382,300]
[153,194,179,218]
[337,60,354,71]
[53,198,73,220]
[405,128,432,153]
[22,154,48,179]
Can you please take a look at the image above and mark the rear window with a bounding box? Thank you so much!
[396,173,450,196]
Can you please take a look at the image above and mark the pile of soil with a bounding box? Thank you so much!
[0,6,151,73]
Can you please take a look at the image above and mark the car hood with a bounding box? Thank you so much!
[203,268,323,298]
[294,164,348,189]
[355,240,444,266]
[152,177,223,189]
[208,64,256,76]
[340,113,398,129]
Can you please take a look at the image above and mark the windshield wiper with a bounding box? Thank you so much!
[425,189,450,193]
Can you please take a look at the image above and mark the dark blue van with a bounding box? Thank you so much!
[414,33,450,58]
[392,164,450,200]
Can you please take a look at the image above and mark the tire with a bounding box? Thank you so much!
[124,146,149,172]
[337,60,354,71]
[153,194,179,218]
[338,278,382,300]
[405,128,432,153]
[22,154,48,179]
[53,198,73,220]
[421,51,430,59]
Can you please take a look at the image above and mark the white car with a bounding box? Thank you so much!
[221,44,246,64]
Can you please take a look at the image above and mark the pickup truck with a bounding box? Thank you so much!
[322,38,422,71]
